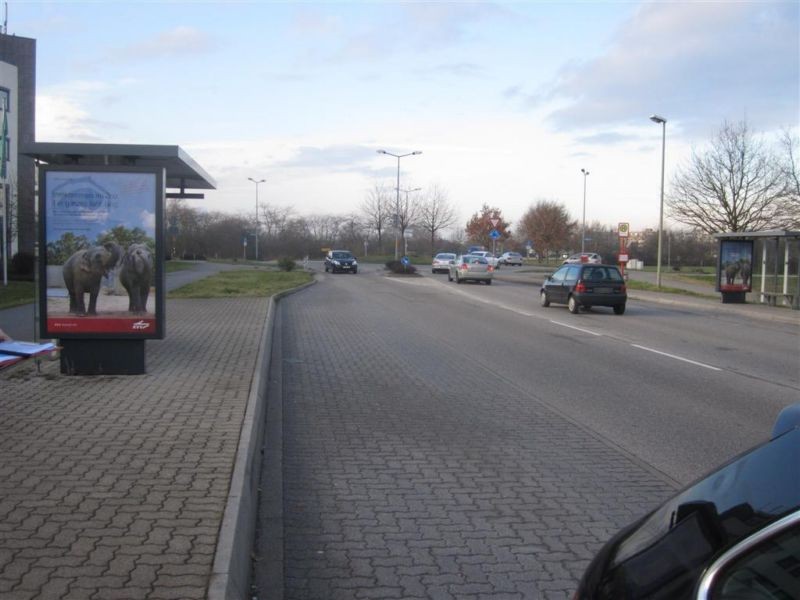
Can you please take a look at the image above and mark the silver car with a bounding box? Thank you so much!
[448,255,494,284]
[562,252,602,265]
[431,252,456,273]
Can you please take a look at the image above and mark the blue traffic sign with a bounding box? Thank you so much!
[401,256,410,266]
[489,229,501,239]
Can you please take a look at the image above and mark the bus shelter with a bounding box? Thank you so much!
[714,230,800,310]
[24,142,216,374]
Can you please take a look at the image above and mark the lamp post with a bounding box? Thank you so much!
[248,177,265,261]
[377,149,422,259]
[580,168,589,254]
[650,115,667,288]
[399,187,421,256]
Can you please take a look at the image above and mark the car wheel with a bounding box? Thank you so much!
[613,304,626,315]
[448,272,453,282]
[456,273,463,284]
[324,265,329,272]
[540,291,550,307]
[352,268,358,274]
[486,279,492,285]
[568,295,580,314]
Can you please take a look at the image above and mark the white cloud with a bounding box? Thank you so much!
[541,2,799,135]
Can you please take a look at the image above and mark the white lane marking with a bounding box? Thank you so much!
[549,320,602,336]
[630,344,721,371]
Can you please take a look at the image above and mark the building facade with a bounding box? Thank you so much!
[0,33,35,266]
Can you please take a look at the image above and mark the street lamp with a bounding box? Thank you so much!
[399,187,421,256]
[247,177,265,261]
[580,168,589,254]
[650,114,667,288]
[377,149,422,259]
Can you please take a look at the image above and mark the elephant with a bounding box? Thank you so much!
[119,243,154,314]
[724,261,740,285]
[62,242,123,315]
[739,259,752,288]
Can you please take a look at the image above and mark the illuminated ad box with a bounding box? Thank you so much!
[717,239,754,293]
[38,166,165,339]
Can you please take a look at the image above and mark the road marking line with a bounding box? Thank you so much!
[550,321,602,336]
[630,344,721,371]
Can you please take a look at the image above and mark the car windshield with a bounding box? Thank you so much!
[332,252,353,259]
[435,254,455,260]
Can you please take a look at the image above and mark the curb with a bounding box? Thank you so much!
[208,277,316,600]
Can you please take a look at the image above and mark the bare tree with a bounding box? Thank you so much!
[520,200,575,260]
[394,186,422,257]
[418,183,458,254]
[361,183,392,254]
[778,128,800,228]
[667,119,786,233]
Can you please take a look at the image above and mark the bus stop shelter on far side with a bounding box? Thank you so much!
[715,230,800,310]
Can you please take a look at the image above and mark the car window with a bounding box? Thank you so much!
[565,266,580,283]
[333,251,353,259]
[708,524,800,600]
[550,267,567,282]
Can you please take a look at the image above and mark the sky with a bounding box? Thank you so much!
[11,0,800,236]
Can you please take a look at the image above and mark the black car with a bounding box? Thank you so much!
[575,404,800,600]
[540,263,626,314]
[324,249,358,274]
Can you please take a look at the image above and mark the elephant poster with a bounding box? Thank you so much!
[717,239,754,293]
[38,167,165,339]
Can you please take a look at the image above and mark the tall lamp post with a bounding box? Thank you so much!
[377,149,422,259]
[580,168,590,254]
[650,115,667,288]
[248,177,265,261]
[399,187,421,256]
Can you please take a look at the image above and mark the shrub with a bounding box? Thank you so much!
[278,257,297,272]
[385,260,417,274]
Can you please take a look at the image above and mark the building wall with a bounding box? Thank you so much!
[0,33,35,260]
[0,60,19,258]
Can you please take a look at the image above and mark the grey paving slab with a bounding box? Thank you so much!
[267,280,680,600]
[1,297,268,600]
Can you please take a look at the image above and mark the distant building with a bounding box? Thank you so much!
[0,32,36,264]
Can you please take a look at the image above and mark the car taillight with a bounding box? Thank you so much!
[620,284,626,293]
[460,263,468,270]
[575,280,586,293]
[488,265,494,272]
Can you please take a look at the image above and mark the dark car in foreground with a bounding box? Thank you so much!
[541,264,627,314]
[574,404,800,600]
[324,249,358,273]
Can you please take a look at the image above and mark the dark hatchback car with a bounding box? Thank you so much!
[541,263,627,314]
[574,404,800,600]
[324,249,358,274]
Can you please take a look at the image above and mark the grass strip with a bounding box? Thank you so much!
[168,269,311,299]
[0,281,35,309]
[625,279,714,298]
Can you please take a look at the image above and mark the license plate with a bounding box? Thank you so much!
[595,287,611,293]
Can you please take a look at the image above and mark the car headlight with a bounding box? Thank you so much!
[333,260,340,265]
[352,260,358,265]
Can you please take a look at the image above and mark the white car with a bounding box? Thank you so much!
[498,251,523,266]
[431,252,456,273]
[562,252,602,265]
[469,251,500,268]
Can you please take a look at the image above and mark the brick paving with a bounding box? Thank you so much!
[272,280,679,600]
[0,298,268,600]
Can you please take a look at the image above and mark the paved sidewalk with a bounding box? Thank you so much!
[0,297,269,600]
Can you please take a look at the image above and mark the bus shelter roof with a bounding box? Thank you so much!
[23,142,216,191]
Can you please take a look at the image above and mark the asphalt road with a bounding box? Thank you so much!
[254,263,799,599]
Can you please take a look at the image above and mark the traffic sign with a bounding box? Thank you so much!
[490,218,500,228]
[618,222,630,238]
[401,256,410,266]
[489,229,501,240]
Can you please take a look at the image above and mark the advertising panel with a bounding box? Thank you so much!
[38,166,165,339]
[717,239,754,293]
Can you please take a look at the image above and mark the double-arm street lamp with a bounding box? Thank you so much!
[650,115,667,288]
[247,177,265,261]
[377,149,422,259]
[580,168,590,253]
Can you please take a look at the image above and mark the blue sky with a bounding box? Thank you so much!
[13,0,800,234]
